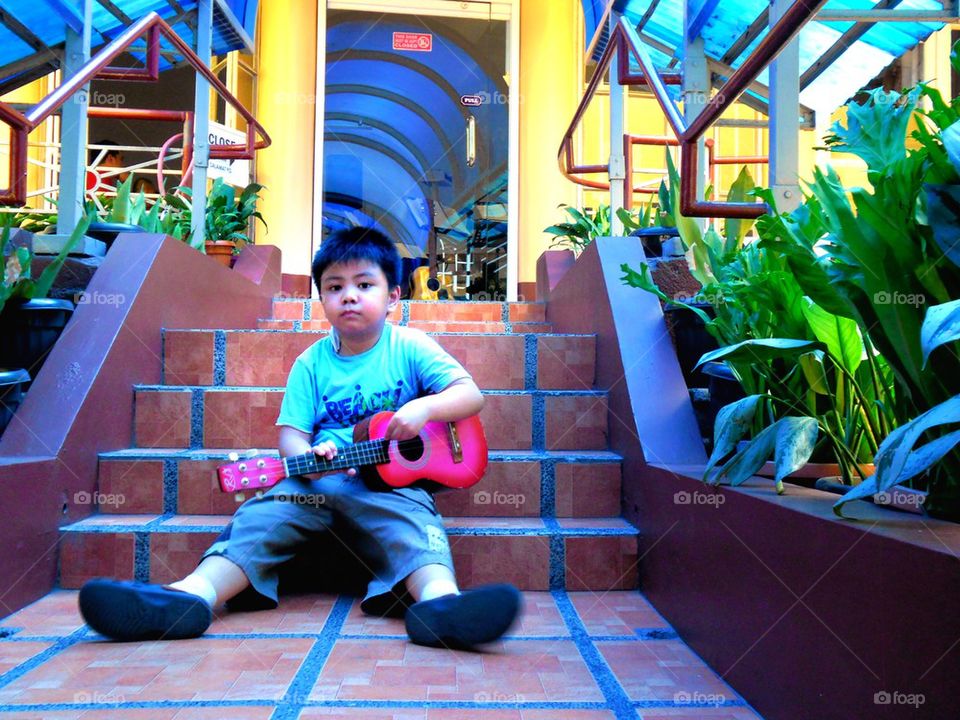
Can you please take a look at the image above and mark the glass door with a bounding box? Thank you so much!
[322,2,511,299]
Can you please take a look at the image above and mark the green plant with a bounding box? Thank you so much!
[1,213,93,316]
[543,202,649,253]
[160,178,266,254]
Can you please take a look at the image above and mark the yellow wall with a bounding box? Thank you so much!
[0,77,55,210]
[518,0,580,284]
[255,0,318,277]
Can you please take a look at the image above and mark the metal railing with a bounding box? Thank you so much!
[0,11,270,207]
[559,1,829,218]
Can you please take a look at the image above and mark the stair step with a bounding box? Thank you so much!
[58,515,638,592]
[96,449,623,518]
[163,329,596,390]
[256,319,553,334]
[132,387,610,451]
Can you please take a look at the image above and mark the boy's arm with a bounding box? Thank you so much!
[384,378,484,440]
[278,425,356,479]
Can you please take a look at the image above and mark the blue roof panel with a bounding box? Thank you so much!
[582,0,945,114]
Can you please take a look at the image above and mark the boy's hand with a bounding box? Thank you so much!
[385,399,431,440]
[311,440,356,477]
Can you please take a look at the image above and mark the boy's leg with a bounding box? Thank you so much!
[79,477,335,641]
[403,563,521,650]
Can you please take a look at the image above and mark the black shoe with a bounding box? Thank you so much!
[405,583,521,649]
[79,578,212,641]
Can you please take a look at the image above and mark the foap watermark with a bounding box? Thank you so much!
[75,89,125,107]
[274,492,326,508]
[73,691,125,704]
[875,488,926,510]
[874,690,925,708]
[674,690,727,706]
[274,90,317,106]
[473,490,525,509]
[74,290,126,308]
[674,490,725,508]
[672,290,725,305]
[474,691,525,703]
[74,491,125,508]
[873,291,926,308]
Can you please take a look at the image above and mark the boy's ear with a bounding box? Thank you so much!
[387,285,401,309]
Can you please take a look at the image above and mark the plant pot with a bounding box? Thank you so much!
[630,225,681,259]
[663,302,717,387]
[0,368,30,436]
[205,241,237,267]
[701,361,745,439]
[0,298,75,387]
[85,222,145,251]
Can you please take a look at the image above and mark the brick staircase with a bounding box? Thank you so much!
[58,300,639,594]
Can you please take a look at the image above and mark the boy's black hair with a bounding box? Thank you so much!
[89,139,122,165]
[312,226,401,292]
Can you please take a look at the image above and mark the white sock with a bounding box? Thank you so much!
[419,578,460,602]
[168,574,218,608]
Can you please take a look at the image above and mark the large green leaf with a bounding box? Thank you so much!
[723,166,756,254]
[875,395,960,492]
[823,87,919,174]
[704,394,765,482]
[709,419,779,487]
[32,213,92,299]
[924,184,960,268]
[694,338,823,371]
[921,299,960,366]
[799,350,830,395]
[801,298,863,373]
[773,416,819,492]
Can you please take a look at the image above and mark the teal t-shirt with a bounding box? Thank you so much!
[276,323,472,446]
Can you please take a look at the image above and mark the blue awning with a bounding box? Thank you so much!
[0,0,258,94]
[582,0,946,116]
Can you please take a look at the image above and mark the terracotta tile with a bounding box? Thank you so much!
[148,532,221,584]
[508,304,546,323]
[285,332,325,366]
[510,322,553,334]
[544,395,608,450]
[408,302,501,322]
[301,319,333,331]
[203,390,283,448]
[58,533,136,588]
[568,591,670,636]
[554,463,621,517]
[226,332,288,387]
[537,336,595,390]
[272,300,306,320]
[407,321,507,333]
[178,459,254,515]
[341,598,408,636]
[597,639,734,702]
[449,534,550,589]
[435,335,525,390]
[0,590,84,637]
[0,641,52,675]
[208,593,335,634]
[480,395,532,450]
[308,638,602,703]
[0,712,273,720]
[0,638,313,704]
[435,462,540,517]
[97,460,165,514]
[507,592,569,637]
[163,331,215,386]
[258,319,295,330]
[564,536,637,591]
[299,709,425,720]
[135,391,192,448]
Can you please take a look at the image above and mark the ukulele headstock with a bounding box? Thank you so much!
[217,453,286,493]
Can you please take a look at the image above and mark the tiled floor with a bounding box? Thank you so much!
[0,590,764,719]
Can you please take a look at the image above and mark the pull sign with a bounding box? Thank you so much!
[460,94,483,107]
[393,32,433,52]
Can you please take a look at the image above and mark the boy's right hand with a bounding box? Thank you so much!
[311,440,357,477]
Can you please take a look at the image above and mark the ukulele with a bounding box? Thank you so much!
[217,411,488,494]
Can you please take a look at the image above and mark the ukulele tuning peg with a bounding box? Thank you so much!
[228,452,239,462]
[254,490,264,499]
[244,448,258,459]
[234,492,245,503]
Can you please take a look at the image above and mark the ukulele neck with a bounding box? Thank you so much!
[282,438,390,476]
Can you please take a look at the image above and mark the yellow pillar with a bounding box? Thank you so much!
[519,0,581,288]
[255,0,318,277]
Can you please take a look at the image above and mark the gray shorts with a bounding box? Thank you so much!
[201,472,455,615]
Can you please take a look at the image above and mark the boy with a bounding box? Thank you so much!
[79,227,521,649]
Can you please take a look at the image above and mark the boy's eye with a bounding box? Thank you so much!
[327,284,341,292]
[359,282,372,289]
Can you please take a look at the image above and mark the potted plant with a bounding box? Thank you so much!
[162,178,267,266]
[0,213,92,387]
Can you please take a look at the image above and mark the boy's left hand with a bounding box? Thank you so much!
[385,399,431,440]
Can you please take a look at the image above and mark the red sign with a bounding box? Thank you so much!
[393,32,433,52]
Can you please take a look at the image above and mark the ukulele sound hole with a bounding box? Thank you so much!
[398,435,425,462]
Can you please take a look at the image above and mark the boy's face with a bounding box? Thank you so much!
[318,259,400,337]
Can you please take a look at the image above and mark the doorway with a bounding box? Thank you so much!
[318,1,516,300]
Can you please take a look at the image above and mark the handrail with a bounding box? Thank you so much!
[560,3,828,219]
[0,11,271,206]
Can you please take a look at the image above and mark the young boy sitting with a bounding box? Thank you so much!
[79,226,521,649]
